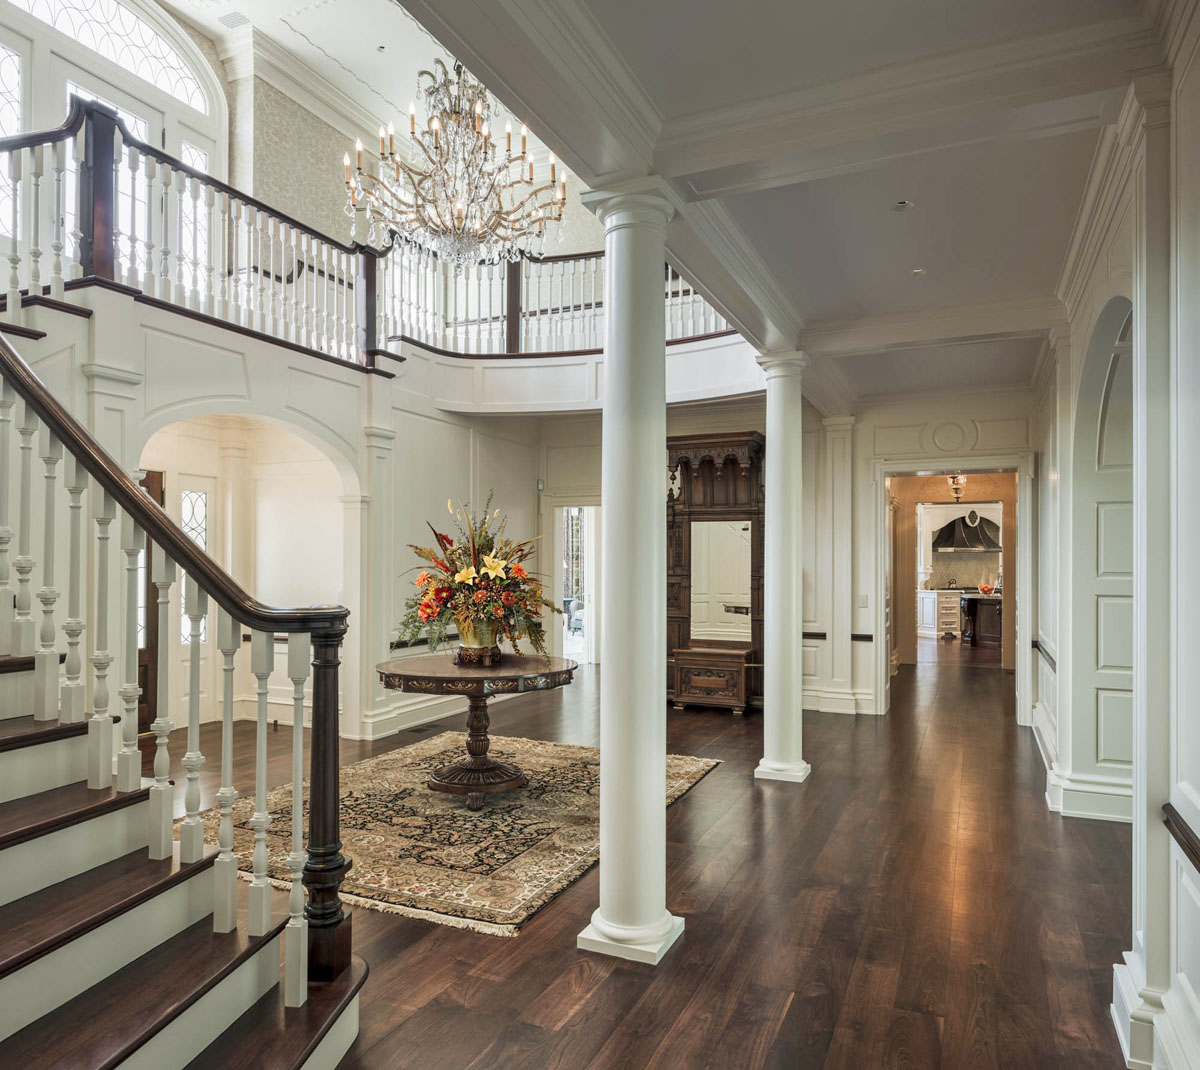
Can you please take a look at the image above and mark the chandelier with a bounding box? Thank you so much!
[947,474,967,501]
[342,59,567,268]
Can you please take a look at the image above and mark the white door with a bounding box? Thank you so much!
[1073,343,1134,781]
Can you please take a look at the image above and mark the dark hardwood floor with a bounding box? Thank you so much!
[147,654,1130,1069]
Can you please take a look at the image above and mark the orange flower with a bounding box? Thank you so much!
[502,592,515,606]
[492,604,505,619]
[510,563,527,580]
[416,571,431,587]
[474,590,487,603]
[417,600,437,623]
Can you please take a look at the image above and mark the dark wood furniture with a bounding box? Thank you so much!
[960,594,1002,647]
[666,432,764,713]
[376,653,577,810]
[673,647,751,715]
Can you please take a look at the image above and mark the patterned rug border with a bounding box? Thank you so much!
[211,731,721,938]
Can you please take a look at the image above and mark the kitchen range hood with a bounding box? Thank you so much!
[932,513,1001,552]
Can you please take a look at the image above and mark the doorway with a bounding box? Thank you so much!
[556,505,600,664]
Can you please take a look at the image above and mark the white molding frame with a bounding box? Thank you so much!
[871,452,1034,723]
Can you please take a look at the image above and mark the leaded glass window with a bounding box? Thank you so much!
[0,43,20,240]
[180,489,207,643]
[10,0,207,114]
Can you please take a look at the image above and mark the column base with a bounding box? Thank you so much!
[577,910,685,965]
[755,758,812,783]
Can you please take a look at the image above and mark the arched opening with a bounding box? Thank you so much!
[137,414,354,735]
[1067,296,1134,820]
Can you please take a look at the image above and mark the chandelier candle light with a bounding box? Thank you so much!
[342,58,569,268]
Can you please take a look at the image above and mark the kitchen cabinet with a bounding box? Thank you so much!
[917,590,937,637]
[936,591,962,638]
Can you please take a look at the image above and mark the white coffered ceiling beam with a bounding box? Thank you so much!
[654,17,1162,200]
[394,0,662,187]
[801,296,1067,359]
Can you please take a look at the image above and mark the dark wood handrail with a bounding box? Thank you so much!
[1164,802,1200,874]
[0,333,347,636]
[0,96,86,152]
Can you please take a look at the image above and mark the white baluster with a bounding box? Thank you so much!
[252,208,265,332]
[203,184,216,316]
[214,608,240,933]
[216,191,229,321]
[265,216,277,336]
[7,148,23,322]
[173,169,188,305]
[249,629,274,936]
[69,129,86,281]
[116,511,142,791]
[229,198,243,326]
[188,174,201,310]
[0,379,13,656]
[149,544,176,859]
[158,163,174,302]
[33,427,62,721]
[141,155,157,295]
[87,491,116,789]
[29,146,43,297]
[110,133,123,282]
[125,146,140,289]
[49,141,65,299]
[60,455,87,724]
[288,226,300,343]
[180,574,208,863]
[285,631,310,1006]
[13,400,37,657]
[320,242,330,352]
[298,233,311,347]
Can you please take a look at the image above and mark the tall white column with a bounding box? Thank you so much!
[824,415,855,712]
[756,353,811,782]
[576,187,682,965]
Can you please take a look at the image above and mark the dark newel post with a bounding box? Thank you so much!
[505,259,522,353]
[355,251,378,368]
[304,626,352,980]
[78,104,117,281]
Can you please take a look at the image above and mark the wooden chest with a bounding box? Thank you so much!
[672,647,751,715]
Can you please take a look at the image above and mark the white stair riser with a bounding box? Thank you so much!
[118,934,282,1070]
[302,994,361,1070]
[0,867,215,1041]
[0,670,34,719]
[0,799,149,905]
[0,734,87,802]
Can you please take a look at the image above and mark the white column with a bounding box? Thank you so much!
[824,416,855,711]
[756,353,811,782]
[576,187,682,966]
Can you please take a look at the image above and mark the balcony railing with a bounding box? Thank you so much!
[0,100,733,364]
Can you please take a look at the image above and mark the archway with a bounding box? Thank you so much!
[1063,296,1134,821]
[138,413,357,735]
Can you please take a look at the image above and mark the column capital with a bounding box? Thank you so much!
[756,350,808,376]
[822,415,856,432]
[581,180,676,233]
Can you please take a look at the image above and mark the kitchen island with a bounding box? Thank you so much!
[959,593,1002,646]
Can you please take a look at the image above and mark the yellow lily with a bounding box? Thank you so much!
[480,554,508,580]
[454,565,478,585]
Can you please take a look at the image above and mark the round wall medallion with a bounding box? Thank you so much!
[932,422,966,452]
[966,509,980,526]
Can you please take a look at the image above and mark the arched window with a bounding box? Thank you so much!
[9,0,208,114]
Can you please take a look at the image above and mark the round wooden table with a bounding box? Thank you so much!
[376,653,578,810]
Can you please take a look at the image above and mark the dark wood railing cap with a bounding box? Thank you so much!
[0,333,348,635]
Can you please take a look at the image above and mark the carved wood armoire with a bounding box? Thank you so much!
[667,432,765,713]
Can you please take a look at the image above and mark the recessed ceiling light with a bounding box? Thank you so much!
[892,200,915,212]
[911,267,927,276]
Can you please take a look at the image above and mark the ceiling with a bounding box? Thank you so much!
[580,0,1139,119]
[836,338,1041,400]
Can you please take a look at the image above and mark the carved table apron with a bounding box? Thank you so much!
[376,653,578,810]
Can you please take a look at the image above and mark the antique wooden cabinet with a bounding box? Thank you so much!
[666,431,764,713]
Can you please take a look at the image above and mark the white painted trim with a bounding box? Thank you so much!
[302,993,361,1070]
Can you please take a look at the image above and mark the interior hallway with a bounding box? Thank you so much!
[148,659,1129,1068]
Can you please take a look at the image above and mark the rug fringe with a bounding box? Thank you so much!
[232,869,520,937]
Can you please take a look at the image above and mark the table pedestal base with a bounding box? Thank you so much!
[428,694,528,810]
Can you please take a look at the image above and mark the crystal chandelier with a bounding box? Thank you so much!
[342,59,567,268]
[947,474,967,501]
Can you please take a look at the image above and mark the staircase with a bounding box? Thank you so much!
[0,333,366,1068]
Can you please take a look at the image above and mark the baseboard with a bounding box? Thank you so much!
[1030,701,1057,771]
[1113,959,1179,1070]
[1058,770,1133,822]
[800,687,879,716]
[1157,986,1200,1070]
[344,691,518,741]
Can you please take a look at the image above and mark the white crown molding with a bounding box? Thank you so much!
[654,15,1161,186]
[1029,335,1057,405]
[219,27,386,147]
[801,295,1066,358]
[1144,0,1200,65]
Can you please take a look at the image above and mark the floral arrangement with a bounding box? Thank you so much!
[394,493,558,658]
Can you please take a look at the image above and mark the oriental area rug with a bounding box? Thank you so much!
[205,731,718,937]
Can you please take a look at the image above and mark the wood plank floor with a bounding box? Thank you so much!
[147,654,1130,1069]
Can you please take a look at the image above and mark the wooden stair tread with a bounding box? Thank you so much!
[0,715,89,753]
[183,955,370,1070]
[0,843,218,978]
[0,898,288,1070]
[0,779,150,851]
